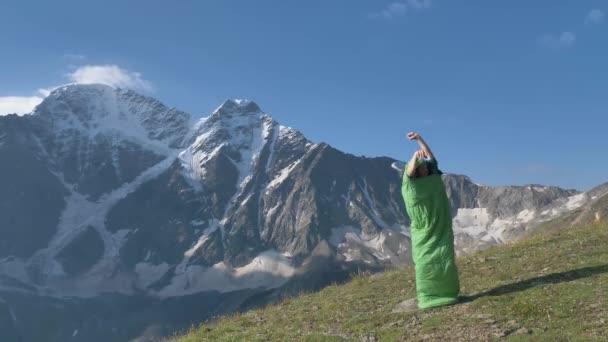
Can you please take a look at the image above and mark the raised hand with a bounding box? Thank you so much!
[407,132,420,140]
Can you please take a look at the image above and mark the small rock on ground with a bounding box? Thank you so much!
[391,298,419,314]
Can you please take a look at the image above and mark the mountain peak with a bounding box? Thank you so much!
[47,83,114,96]
[33,83,192,149]
[213,99,262,117]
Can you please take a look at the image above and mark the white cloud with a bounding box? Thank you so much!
[0,96,43,116]
[370,0,432,19]
[37,88,54,97]
[0,86,58,116]
[586,9,605,25]
[539,31,576,49]
[67,65,153,93]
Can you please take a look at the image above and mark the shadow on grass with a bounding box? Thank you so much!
[459,264,608,303]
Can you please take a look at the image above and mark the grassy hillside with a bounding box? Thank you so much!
[170,221,608,341]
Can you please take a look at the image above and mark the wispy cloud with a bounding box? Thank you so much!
[370,0,432,19]
[370,2,407,19]
[536,10,602,50]
[37,88,54,97]
[67,65,153,93]
[0,96,44,116]
[406,0,432,10]
[63,53,87,61]
[538,31,576,49]
[1,64,153,115]
[585,9,605,25]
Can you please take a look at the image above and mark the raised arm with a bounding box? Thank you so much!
[406,150,424,177]
[407,132,435,160]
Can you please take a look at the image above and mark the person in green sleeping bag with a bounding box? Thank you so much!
[401,132,460,310]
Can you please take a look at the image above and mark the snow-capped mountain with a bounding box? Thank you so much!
[0,84,606,341]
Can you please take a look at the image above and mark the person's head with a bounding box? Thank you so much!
[415,159,430,177]
[414,159,431,177]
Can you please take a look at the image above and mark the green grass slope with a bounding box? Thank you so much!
[170,221,608,341]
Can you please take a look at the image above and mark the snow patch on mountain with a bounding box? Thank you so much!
[330,226,406,263]
[226,116,268,190]
[184,220,220,258]
[135,262,171,289]
[453,208,491,237]
[517,209,535,223]
[158,250,294,297]
[0,258,31,291]
[29,152,179,277]
[360,178,389,230]
[36,84,188,156]
[267,159,301,190]
[452,190,594,254]
[265,201,282,222]
[566,193,587,210]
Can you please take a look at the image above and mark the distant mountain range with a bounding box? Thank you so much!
[1,84,606,341]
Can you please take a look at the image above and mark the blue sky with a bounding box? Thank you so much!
[1,0,606,191]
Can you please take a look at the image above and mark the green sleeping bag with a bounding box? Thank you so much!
[401,165,460,309]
